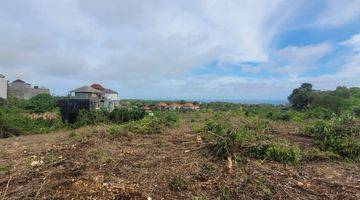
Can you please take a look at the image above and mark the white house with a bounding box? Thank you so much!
[89,83,121,111]
[0,74,7,99]
[103,88,121,110]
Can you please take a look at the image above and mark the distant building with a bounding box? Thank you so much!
[156,102,168,109]
[8,79,50,99]
[90,83,121,110]
[69,86,104,110]
[0,74,7,99]
[69,84,121,110]
[168,102,181,110]
[182,102,199,110]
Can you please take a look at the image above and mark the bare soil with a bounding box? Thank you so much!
[0,122,359,199]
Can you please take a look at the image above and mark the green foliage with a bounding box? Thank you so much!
[108,112,180,136]
[208,119,302,164]
[265,142,301,164]
[305,116,360,160]
[312,93,345,114]
[249,141,302,164]
[24,94,57,113]
[288,83,316,111]
[303,148,341,161]
[155,111,179,127]
[353,107,360,117]
[109,108,145,123]
[213,126,253,158]
[74,109,109,127]
[201,102,243,111]
[0,108,63,138]
[0,164,10,175]
[0,97,6,107]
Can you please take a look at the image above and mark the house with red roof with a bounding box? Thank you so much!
[156,102,168,109]
[90,83,120,110]
[168,102,182,110]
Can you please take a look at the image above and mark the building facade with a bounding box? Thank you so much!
[0,74,7,99]
[69,86,105,110]
[8,79,50,100]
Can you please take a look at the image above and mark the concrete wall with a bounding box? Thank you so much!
[105,93,120,101]
[0,76,7,99]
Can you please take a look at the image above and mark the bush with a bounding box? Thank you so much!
[109,108,145,124]
[249,141,302,164]
[156,111,179,127]
[353,107,360,117]
[108,116,164,136]
[24,94,57,113]
[0,108,63,138]
[74,109,109,127]
[305,117,360,160]
[265,142,301,164]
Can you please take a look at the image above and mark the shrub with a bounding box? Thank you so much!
[109,108,145,124]
[303,148,341,161]
[265,142,301,164]
[0,108,63,138]
[249,141,302,164]
[353,107,360,117]
[108,116,164,136]
[74,109,109,127]
[305,117,360,160]
[156,111,179,127]
[24,94,57,113]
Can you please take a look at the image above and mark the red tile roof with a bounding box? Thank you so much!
[90,83,105,91]
[156,102,168,108]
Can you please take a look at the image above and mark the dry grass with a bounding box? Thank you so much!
[0,116,359,199]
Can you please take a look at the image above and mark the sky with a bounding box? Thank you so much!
[0,0,359,101]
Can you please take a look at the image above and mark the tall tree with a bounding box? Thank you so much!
[288,83,316,111]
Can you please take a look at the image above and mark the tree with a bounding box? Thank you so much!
[333,86,350,99]
[25,94,57,113]
[288,83,316,111]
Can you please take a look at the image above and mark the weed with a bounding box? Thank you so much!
[265,142,302,164]
[68,130,76,138]
[0,164,10,175]
[305,117,360,160]
[303,148,341,161]
[156,143,165,150]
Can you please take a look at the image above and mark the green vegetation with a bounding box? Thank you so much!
[0,95,63,138]
[1,83,360,165]
[107,111,179,136]
[304,115,360,161]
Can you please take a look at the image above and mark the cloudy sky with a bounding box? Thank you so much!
[0,0,360,100]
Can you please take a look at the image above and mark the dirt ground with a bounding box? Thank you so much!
[0,122,359,199]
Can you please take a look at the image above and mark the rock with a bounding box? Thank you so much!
[31,160,44,167]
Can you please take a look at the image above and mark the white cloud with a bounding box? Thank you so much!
[315,0,360,27]
[341,33,360,52]
[267,43,332,74]
[0,0,359,99]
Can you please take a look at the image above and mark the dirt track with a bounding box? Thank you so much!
[0,125,359,199]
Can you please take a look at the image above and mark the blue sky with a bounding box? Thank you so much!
[0,0,359,100]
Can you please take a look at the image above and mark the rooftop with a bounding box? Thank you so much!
[70,86,103,93]
[90,83,105,91]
